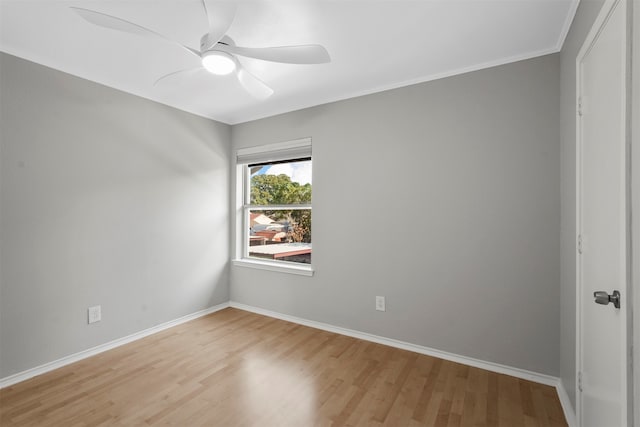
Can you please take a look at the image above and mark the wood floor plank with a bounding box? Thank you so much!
[0,308,567,426]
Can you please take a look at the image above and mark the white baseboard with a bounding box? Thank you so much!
[0,302,230,389]
[556,380,577,427]
[229,301,559,387]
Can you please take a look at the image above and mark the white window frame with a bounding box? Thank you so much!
[232,138,314,276]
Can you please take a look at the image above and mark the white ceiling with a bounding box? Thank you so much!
[0,0,577,125]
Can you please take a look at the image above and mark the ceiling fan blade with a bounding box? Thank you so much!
[219,44,330,64]
[71,7,200,58]
[237,67,274,100]
[153,67,204,86]
[201,0,237,50]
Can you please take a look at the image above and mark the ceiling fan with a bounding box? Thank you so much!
[71,2,331,99]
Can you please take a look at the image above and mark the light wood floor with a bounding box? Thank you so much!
[0,308,567,426]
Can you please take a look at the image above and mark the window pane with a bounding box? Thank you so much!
[250,159,312,205]
[249,209,311,264]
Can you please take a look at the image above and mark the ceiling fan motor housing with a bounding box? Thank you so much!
[200,34,233,53]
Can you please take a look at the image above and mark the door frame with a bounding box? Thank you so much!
[575,0,633,425]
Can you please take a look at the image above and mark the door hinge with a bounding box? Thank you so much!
[577,97,583,116]
[577,234,583,254]
[578,371,583,392]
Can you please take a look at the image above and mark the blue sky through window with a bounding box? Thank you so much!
[252,160,312,185]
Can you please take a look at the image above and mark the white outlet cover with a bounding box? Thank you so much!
[376,296,386,312]
[88,305,101,324]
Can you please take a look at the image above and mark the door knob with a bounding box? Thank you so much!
[593,290,620,309]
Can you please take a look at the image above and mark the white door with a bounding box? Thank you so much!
[576,0,629,426]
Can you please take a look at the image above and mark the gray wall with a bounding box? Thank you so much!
[632,1,639,424]
[0,53,231,378]
[558,0,606,411]
[231,54,561,376]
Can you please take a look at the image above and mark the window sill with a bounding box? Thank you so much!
[232,259,314,276]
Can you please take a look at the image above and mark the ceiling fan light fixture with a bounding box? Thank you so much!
[202,51,236,75]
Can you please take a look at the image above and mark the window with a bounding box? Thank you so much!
[234,138,313,275]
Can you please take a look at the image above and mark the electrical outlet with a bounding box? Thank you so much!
[88,305,101,324]
[375,296,386,312]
